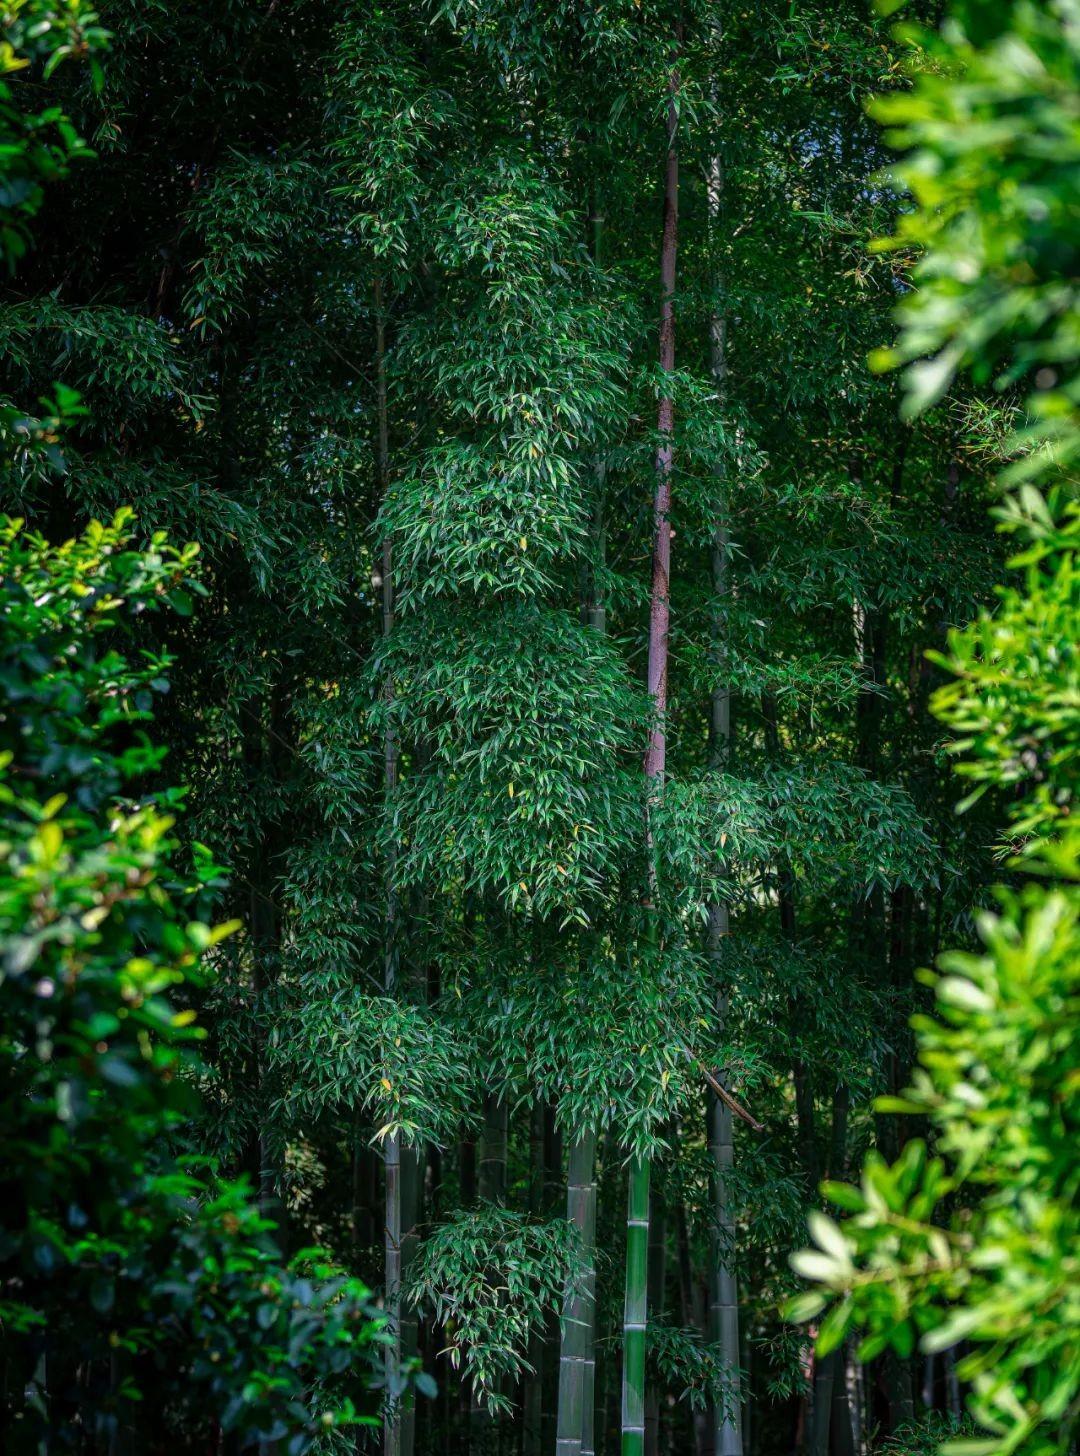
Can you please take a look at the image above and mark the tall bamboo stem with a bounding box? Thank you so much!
[622,1157,652,1456]
[557,1132,597,1456]
[573,232,606,1445]
[376,276,417,1456]
[580,1143,598,1456]
[706,88,743,1454]
[543,1108,565,1448]
[644,1184,667,1456]
[523,1103,545,1456]
[478,1093,508,1203]
[624,44,680,1456]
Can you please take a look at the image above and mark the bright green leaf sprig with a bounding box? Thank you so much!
[867,0,1080,486]
[788,508,1080,1456]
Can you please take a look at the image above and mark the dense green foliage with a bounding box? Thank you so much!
[1,0,1073,1453]
[793,512,1079,1456]
[0,514,386,1451]
[791,5,1079,1455]
[869,0,1079,479]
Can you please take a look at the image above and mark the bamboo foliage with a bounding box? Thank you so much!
[0,0,1031,1453]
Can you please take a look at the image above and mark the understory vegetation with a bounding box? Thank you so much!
[0,1,1075,1455]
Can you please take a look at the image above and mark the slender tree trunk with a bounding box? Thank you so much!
[763,698,818,1203]
[741,1324,753,1456]
[784,869,817,1198]
[708,1066,740,1456]
[385,1128,404,1452]
[644,1185,667,1456]
[353,1120,378,1261]
[622,1157,652,1456]
[810,1355,837,1456]
[846,1348,865,1456]
[826,1087,849,1183]
[375,276,417,1456]
[944,1346,961,1421]
[582,174,608,645]
[569,281,607,1449]
[543,1109,565,1450]
[811,1089,852,1456]
[557,1133,597,1456]
[641,51,679,806]
[523,1105,545,1456]
[883,1353,915,1435]
[625,45,680,1456]
[252,871,284,1238]
[921,1354,935,1412]
[601,1329,616,1456]
[479,1093,508,1203]
[770,778,817,1456]
[580,1134,599,1456]
[460,1132,477,1204]
[706,136,741,1455]
[676,1196,711,1456]
[249,700,285,1456]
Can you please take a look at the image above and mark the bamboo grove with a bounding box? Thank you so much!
[0,2,1076,1456]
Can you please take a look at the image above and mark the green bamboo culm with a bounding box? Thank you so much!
[621,1156,651,1456]
[556,1132,596,1456]
[624,37,678,1455]
[580,1137,599,1456]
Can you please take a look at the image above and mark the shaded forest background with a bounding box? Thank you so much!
[0,2,1075,1456]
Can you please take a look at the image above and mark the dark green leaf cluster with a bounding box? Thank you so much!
[647,1322,738,1418]
[0,515,386,1450]
[267,987,477,1148]
[376,606,648,919]
[407,1205,584,1411]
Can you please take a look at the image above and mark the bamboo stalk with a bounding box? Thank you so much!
[478,1092,508,1204]
[385,1128,404,1456]
[580,1142,598,1456]
[543,1108,565,1449]
[558,1135,599,1456]
[706,76,744,1451]
[621,1157,651,1456]
[709,1058,742,1456]
[625,38,679,1455]
[375,274,416,1456]
[832,1347,857,1456]
[644,1183,667,1456]
[523,1103,545,1456]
